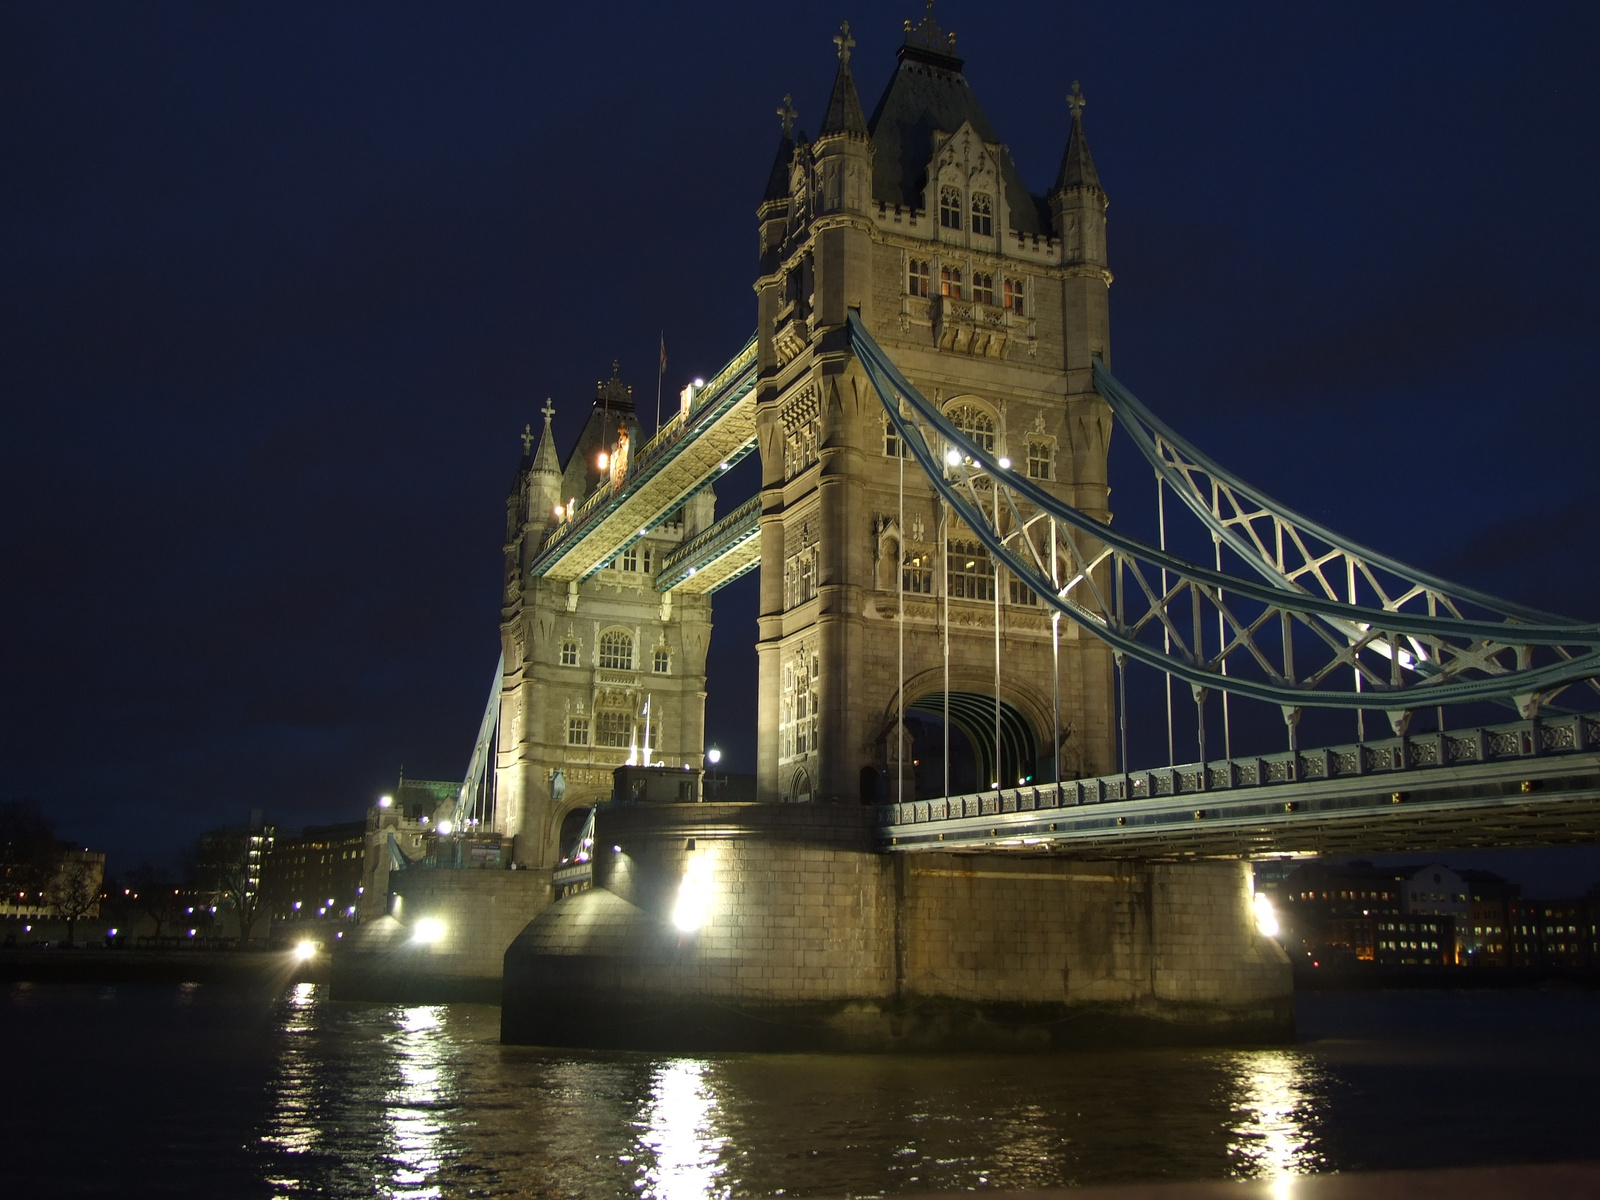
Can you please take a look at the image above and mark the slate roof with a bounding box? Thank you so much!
[559,367,641,504]
[865,42,1052,234]
[819,60,870,139]
[762,130,797,203]
[1055,111,1103,195]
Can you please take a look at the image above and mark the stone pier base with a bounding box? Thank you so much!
[331,868,549,1003]
[501,803,1292,1051]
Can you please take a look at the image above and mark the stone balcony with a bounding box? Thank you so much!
[931,294,1030,357]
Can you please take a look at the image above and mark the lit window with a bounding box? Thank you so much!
[970,192,993,236]
[907,259,930,297]
[598,630,634,671]
[566,717,589,746]
[946,403,995,452]
[947,539,995,601]
[1003,277,1026,315]
[780,647,821,761]
[940,186,962,230]
[560,640,579,667]
[972,272,994,304]
[902,552,933,594]
[653,647,670,674]
[940,266,963,299]
[594,711,633,748]
[1027,440,1052,480]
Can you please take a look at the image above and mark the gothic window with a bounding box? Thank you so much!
[1027,439,1052,480]
[940,186,962,229]
[784,419,819,477]
[883,415,910,458]
[566,717,590,746]
[594,711,633,748]
[946,403,996,453]
[597,629,634,671]
[948,539,995,600]
[940,266,963,299]
[652,646,670,674]
[970,192,993,236]
[780,647,820,762]
[636,718,661,751]
[621,546,639,572]
[1004,277,1026,315]
[1009,579,1039,606]
[902,551,933,594]
[642,546,653,574]
[907,259,930,297]
[972,272,994,305]
[784,543,819,608]
[560,639,579,667]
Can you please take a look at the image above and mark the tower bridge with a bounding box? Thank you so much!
[339,13,1600,1047]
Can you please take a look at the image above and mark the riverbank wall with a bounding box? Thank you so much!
[501,802,1293,1051]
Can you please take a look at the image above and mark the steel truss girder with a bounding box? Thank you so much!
[847,313,1600,712]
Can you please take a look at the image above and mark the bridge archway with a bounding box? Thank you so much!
[904,691,1038,798]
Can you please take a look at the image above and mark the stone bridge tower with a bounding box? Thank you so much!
[495,369,717,866]
[754,16,1116,804]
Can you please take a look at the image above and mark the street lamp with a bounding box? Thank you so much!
[706,747,721,800]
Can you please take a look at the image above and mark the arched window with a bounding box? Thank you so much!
[1027,439,1052,480]
[970,192,993,236]
[940,266,962,299]
[972,272,994,305]
[652,646,670,674]
[946,403,996,453]
[560,639,579,667]
[597,630,634,671]
[940,186,962,230]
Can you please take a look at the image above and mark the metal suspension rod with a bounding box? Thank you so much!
[993,476,1002,789]
[941,493,950,801]
[1212,479,1232,760]
[1159,473,1174,767]
[897,422,905,807]
[1051,516,1061,785]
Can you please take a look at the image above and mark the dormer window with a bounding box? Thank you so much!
[971,193,993,236]
[973,272,994,305]
[940,186,962,230]
[907,259,930,297]
[940,266,963,300]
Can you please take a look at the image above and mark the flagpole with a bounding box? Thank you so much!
[655,331,665,433]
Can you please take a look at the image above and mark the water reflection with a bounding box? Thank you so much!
[633,1060,728,1200]
[383,1006,450,1200]
[1225,1050,1326,1183]
[264,982,320,1159]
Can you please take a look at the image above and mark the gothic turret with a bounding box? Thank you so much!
[812,22,874,223]
[1050,81,1109,269]
[527,399,562,531]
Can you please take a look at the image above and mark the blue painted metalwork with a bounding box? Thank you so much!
[453,651,503,831]
[848,312,1600,713]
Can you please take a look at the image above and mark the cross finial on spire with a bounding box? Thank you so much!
[777,93,798,138]
[541,397,555,424]
[521,423,534,454]
[834,20,855,64]
[1066,80,1086,120]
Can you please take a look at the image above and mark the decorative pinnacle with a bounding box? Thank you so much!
[541,397,555,424]
[521,423,534,454]
[777,93,798,138]
[1067,80,1086,120]
[904,1,955,52]
[834,20,855,64]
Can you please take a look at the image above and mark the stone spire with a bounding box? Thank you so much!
[1053,81,1104,197]
[531,398,561,477]
[818,22,869,140]
[763,94,799,203]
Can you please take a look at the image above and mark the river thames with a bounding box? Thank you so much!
[9,982,1599,1198]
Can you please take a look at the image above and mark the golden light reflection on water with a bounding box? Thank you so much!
[632,1060,728,1200]
[1225,1050,1324,1184]
[382,1005,450,1200]
[264,981,320,1159]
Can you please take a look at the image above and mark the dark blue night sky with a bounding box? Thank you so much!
[4,2,1598,886]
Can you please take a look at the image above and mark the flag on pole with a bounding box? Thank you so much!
[659,333,667,375]
[655,332,666,432]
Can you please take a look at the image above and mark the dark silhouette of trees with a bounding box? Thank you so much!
[193,829,267,946]
[47,855,100,947]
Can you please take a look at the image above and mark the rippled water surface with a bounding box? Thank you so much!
[9,982,1600,1198]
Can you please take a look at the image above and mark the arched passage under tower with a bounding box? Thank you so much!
[897,691,1039,800]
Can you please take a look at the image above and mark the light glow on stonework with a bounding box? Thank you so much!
[412,918,446,944]
[1255,893,1280,938]
[294,940,317,961]
[672,854,713,933]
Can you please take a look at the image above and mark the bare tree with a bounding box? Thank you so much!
[194,829,268,946]
[126,864,185,941]
[47,855,101,947]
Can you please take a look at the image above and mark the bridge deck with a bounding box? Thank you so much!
[656,495,761,594]
[879,712,1600,857]
[530,337,757,583]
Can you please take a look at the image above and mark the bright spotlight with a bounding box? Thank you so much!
[436,819,454,836]
[693,378,704,387]
[707,747,721,765]
[294,940,317,961]
[997,456,1011,469]
[672,856,713,933]
[378,795,393,808]
[945,448,962,466]
[1254,893,1280,938]
[412,918,445,944]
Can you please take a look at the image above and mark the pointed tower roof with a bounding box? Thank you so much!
[559,361,642,503]
[763,94,800,202]
[531,399,561,476]
[818,22,869,139]
[865,7,1051,232]
[1053,81,1104,196]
